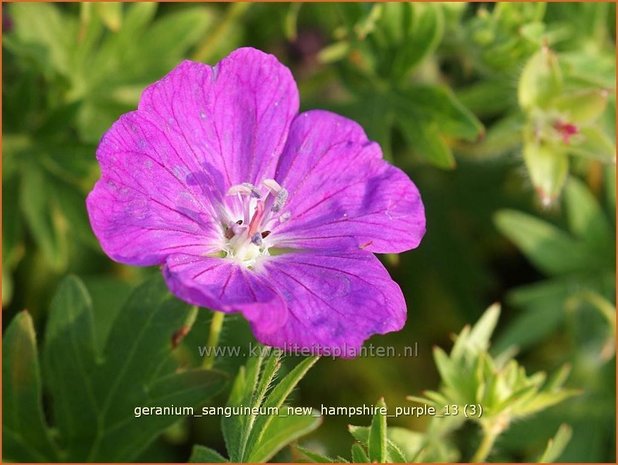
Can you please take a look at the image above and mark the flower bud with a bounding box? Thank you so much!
[523,141,569,205]
[518,45,562,111]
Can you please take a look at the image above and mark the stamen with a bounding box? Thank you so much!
[262,178,283,194]
[227,183,261,198]
[220,179,291,268]
[271,188,288,213]
[251,232,263,246]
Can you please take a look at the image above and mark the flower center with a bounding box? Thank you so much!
[220,179,290,268]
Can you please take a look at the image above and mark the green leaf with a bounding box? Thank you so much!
[398,117,455,169]
[189,445,228,462]
[8,3,76,76]
[96,2,123,31]
[242,356,319,460]
[3,312,59,462]
[523,142,569,205]
[19,164,68,271]
[43,277,98,459]
[5,275,228,462]
[386,427,424,462]
[351,443,370,463]
[86,278,227,461]
[368,398,387,462]
[518,47,563,111]
[494,209,593,275]
[222,366,247,458]
[348,425,410,463]
[467,304,501,356]
[247,412,322,462]
[297,445,335,463]
[397,85,484,142]
[372,3,444,79]
[569,126,616,163]
[564,177,612,247]
[538,424,573,463]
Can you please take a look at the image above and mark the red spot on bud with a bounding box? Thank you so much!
[553,120,579,144]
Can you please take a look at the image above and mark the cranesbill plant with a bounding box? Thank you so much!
[86,47,426,356]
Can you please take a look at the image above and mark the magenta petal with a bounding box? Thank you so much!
[86,111,221,266]
[163,254,288,335]
[272,110,426,254]
[137,48,299,187]
[254,251,406,356]
[87,48,299,265]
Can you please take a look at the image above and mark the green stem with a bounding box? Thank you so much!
[202,311,225,369]
[471,427,499,463]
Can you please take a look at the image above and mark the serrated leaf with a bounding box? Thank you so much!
[3,312,59,462]
[189,445,228,463]
[538,424,573,463]
[87,277,227,461]
[247,412,322,462]
[11,275,229,462]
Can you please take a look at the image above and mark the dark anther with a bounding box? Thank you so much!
[261,231,271,238]
[224,226,235,239]
[236,219,243,225]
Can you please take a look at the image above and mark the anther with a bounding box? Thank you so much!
[261,231,271,239]
[272,188,288,213]
[251,232,263,246]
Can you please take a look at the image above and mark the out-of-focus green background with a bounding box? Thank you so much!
[3,2,616,463]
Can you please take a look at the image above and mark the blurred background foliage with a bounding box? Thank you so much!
[2,2,615,463]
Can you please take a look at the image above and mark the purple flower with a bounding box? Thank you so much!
[86,48,425,356]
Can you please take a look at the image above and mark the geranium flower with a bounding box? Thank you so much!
[86,48,425,356]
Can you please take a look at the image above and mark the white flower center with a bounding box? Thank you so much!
[220,179,290,268]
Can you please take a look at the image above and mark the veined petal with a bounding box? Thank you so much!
[86,111,221,266]
[163,254,288,335]
[87,47,299,265]
[272,110,425,254]
[254,250,406,356]
[137,48,299,188]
